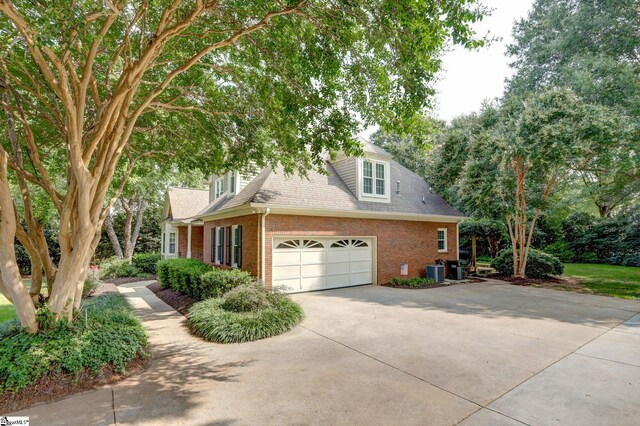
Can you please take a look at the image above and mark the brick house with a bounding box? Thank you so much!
[161,142,466,292]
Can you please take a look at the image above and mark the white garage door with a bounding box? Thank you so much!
[272,237,373,293]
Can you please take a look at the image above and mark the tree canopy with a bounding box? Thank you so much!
[0,0,486,330]
[506,0,640,217]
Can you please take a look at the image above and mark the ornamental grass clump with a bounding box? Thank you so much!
[187,282,304,344]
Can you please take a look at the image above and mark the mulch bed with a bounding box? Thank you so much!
[0,279,153,413]
[0,355,150,414]
[147,281,197,316]
[102,275,156,285]
[490,274,595,294]
[382,283,452,290]
[381,277,485,290]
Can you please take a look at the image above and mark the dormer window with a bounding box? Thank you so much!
[214,177,224,198]
[361,159,388,199]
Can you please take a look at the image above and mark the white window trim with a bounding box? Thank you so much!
[231,225,239,267]
[215,226,224,264]
[437,228,448,253]
[357,158,390,202]
[169,232,176,254]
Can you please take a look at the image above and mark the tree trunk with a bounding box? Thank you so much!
[122,198,134,260]
[105,214,124,258]
[48,226,96,320]
[14,218,43,304]
[2,84,56,293]
[125,197,147,259]
[487,237,500,258]
[597,203,612,218]
[0,151,37,332]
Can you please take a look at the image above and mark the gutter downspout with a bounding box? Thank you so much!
[261,208,271,284]
[456,221,460,260]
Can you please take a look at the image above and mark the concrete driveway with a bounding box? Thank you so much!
[17,280,640,425]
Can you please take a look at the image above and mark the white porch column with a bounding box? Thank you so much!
[186,222,192,259]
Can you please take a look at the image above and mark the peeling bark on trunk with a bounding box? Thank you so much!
[2,85,56,294]
[15,216,43,304]
[0,151,37,332]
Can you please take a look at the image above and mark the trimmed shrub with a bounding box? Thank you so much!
[156,258,210,297]
[132,253,161,275]
[83,271,101,298]
[188,284,304,343]
[491,248,564,278]
[221,282,271,312]
[388,277,438,288]
[98,257,141,279]
[0,293,148,393]
[197,268,252,300]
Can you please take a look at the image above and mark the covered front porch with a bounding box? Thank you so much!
[160,219,204,261]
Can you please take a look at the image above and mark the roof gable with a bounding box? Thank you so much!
[165,187,209,221]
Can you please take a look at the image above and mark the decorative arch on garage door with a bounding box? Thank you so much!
[272,237,373,293]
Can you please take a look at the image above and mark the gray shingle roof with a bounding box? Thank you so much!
[194,156,464,219]
[167,187,210,220]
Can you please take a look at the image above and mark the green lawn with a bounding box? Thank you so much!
[563,263,640,300]
[0,279,32,323]
[0,294,17,323]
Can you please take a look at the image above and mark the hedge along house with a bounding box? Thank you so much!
[162,142,466,292]
[161,187,209,260]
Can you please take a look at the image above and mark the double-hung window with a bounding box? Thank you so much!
[216,227,224,264]
[437,228,448,252]
[233,226,242,267]
[169,232,176,254]
[362,160,386,196]
[214,177,225,198]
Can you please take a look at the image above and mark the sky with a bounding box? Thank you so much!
[359,0,534,139]
[433,0,534,122]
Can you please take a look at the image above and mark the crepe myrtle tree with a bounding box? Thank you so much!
[493,89,620,278]
[0,0,485,331]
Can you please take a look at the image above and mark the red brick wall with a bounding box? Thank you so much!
[177,226,204,261]
[202,214,260,278]
[265,215,459,288]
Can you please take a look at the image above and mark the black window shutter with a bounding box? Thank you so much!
[211,226,216,263]
[218,228,224,264]
[237,226,242,268]
[226,226,231,265]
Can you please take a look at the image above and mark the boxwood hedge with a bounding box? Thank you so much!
[157,258,251,300]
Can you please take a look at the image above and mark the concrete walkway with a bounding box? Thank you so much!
[14,280,640,425]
